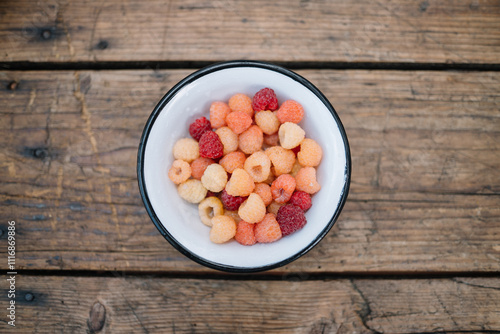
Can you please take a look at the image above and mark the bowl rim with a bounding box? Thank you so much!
[137,60,351,273]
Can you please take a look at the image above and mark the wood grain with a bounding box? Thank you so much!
[1,275,499,333]
[0,69,499,273]
[1,0,499,64]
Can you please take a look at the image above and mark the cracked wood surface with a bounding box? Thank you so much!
[1,0,499,64]
[0,69,499,273]
[1,276,499,333]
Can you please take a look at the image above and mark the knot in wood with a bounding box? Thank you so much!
[88,301,106,332]
[7,81,18,91]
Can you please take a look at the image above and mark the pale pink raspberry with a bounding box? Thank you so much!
[190,157,215,180]
[225,168,255,197]
[265,146,296,176]
[271,174,296,204]
[297,138,323,167]
[210,215,237,244]
[228,93,254,118]
[295,167,321,194]
[168,159,192,184]
[276,100,304,124]
[253,183,273,206]
[238,193,266,224]
[226,111,253,135]
[254,213,282,243]
[239,125,263,154]
[219,151,246,174]
[209,101,231,128]
[215,126,239,155]
[254,110,280,135]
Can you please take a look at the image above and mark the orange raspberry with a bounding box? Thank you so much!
[295,167,321,194]
[209,101,231,128]
[278,122,305,149]
[254,213,282,243]
[190,157,215,180]
[168,159,192,184]
[243,151,271,183]
[235,220,257,246]
[254,110,280,135]
[238,193,266,224]
[263,132,279,147]
[297,138,323,167]
[226,111,252,135]
[271,174,296,204]
[253,183,272,206]
[210,215,237,244]
[276,100,304,124]
[225,168,255,197]
[228,93,254,118]
[219,151,246,174]
[215,126,239,155]
[239,125,264,155]
[265,146,296,176]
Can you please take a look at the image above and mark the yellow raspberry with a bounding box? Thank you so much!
[209,101,231,128]
[295,167,321,194]
[210,215,237,244]
[172,138,199,163]
[225,168,255,197]
[201,163,228,192]
[238,193,266,224]
[297,138,323,167]
[254,183,272,206]
[177,179,207,203]
[265,146,296,176]
[198,197,224,227]
[219,151,246,174]
[278,122,305,149]
[276,100,304,124]
[254,110,280,135]
[244,151,271,183]
[215,126,238,155]
[228,93,254,118]
[239,125,263,154]
[168,159,192,184]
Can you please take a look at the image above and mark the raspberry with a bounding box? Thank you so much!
[168,159,192,184]
[254,110,280,135]
[189,117,212,141]
[228,93,254,117]
[199,131,224,159]
[244,151,271,183]
[219,151,246,174]
[263,132,279,147]
[225,168,255,197]
[276,204,307,237]
[235,221,257,246]
[201,163,228,192]
[252,88,279,112]
[215,126,238,155]
[278,122,305,149]
[297,138,323,167]
[276,100,304,124]
[295,167,321,194]
[220,189,247,211]
[224,210,241,222]
[226,111,252,135]
[190,157,215,180]
[239,125,264,155]
[265,146,296,176]
[254,183,273,206]
[290,160,303,177]
[173,138,199,163]
[177,179,207,203]
[238,193,266,224]
[289,191,312,211]
[255,213,282,243]
[271,174,296,204]
[267,201,284,215]
[209,101,231,128]
[210,215,237,244]
[198,196,224,226]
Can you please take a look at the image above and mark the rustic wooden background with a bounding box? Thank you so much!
[1,0,499,332]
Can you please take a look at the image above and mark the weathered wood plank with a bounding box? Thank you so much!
[1,0,499,64]
[0,69,499,273]
[1,276,499,333]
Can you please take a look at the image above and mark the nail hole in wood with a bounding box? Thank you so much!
[24,293,35,302]
[41,29,52,40]
[96,40,108,50]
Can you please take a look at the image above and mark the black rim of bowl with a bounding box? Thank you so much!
[137,60,351,273]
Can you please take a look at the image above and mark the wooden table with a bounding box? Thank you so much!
[1,0,499,332]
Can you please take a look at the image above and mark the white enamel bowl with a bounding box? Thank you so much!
[137,61,351,272]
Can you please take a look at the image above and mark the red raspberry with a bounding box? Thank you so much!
[199,131,224,159]
[276,204,307,236]
[289,191,312,211]
[220,189,247,211]
[189,117,212,141]
[252,88,279,112]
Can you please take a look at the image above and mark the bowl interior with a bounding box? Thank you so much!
[141,63,349,271]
